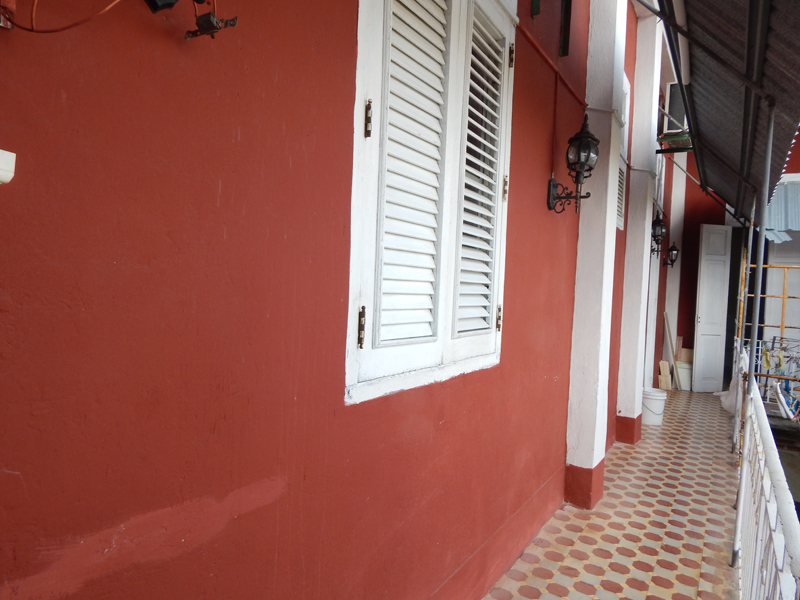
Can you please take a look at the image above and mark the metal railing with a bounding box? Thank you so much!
[740,265,800,341]
[738,338,799,402]
[735,340,765,449]
[737,381,800,599]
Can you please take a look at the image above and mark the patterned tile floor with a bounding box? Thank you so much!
[485,391,740,600]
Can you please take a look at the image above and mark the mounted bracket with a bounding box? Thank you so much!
[547,177,590,214]
[185,11,237,40]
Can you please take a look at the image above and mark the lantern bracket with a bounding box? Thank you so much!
[185,11,237,39]
[651,211,667,254]
[547,177,590,214]
[547,115,599,215]
[663,242,680,267]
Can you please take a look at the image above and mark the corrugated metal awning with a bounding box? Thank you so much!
[657,0,800,220]
[765,181,800,232]
[766,230,793,243]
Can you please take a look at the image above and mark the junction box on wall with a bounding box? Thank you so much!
[0,149,16,184]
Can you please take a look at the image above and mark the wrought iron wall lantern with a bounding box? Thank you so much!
[663,242,679,268]
[651,211,666,254]
[547,115,600,214]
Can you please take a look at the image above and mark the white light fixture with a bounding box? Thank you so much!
[547,115,600,214]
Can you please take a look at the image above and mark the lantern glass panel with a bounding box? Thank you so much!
[651,215,666,244]
[584,141,599,169]
[566,144,580,168]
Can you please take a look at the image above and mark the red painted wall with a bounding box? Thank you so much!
[676,154,727,347]
[606,0,638,450]
[0,2,589,599]
[522,0,589,97]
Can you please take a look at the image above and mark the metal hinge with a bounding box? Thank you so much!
[502,175,509,201]
[364,100,373,138]
[357,305,366,349]
[496,305,503,332]
[508,43,515,68]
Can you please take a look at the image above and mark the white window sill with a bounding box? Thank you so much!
[344,353,500,405]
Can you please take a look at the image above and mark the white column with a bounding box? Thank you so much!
[616,15,663,421]
[619,170,655,415]
[566,0,628,471]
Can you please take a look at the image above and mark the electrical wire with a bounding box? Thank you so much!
[30,0,39,30]
[193,0,217,18]
[3,0,229,36]
[2,0,126,33]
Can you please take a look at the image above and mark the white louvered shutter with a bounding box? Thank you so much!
[376,0,449,344]
[346,0,516,401]
[616,164,626,230]
[455,9,505,335]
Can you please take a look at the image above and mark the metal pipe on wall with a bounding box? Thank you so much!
[732,98,775,567]
[738,202,756,354]
[733,203,755,455]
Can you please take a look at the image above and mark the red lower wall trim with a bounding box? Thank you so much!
[616,414,642,445]
[564,460,605,510]
[429,467,565,600]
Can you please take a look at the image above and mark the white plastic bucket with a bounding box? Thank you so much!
[642,388,667,425]
[676,361,692,391]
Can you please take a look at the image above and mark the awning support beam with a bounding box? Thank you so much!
[732,97,775,568]
[634,0,772,102]
[666,154,749,226]
[657,0,708,193]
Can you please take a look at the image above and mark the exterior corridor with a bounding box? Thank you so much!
[485,391,740,600]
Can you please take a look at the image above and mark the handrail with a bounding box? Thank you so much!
[751,387,800,578]
[751,265,800,269]
[735,375,800,599]
[753,372,800,383]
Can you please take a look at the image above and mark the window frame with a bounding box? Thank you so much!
[345,0,517,404]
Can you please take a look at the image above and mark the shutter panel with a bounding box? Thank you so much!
[377,0,449,344]
[616,164,626,230]
[456,9,505,334]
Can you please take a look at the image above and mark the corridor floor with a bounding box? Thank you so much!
[484,391,740,600]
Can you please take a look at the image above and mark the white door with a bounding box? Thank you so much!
[693,224,732,392]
